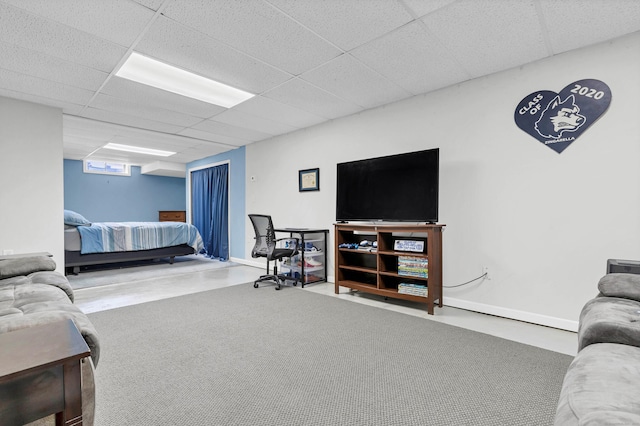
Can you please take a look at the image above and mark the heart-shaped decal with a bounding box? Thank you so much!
[514,79,612,153]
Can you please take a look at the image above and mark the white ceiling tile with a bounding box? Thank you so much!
[0,68,94,105]
[212,109,299,136]
[263,78,363,119]
[0,0,635,170]
[63,134,110,149]
[300,54,412,109]
[63,151,90,161]
[233,95,327,129]
[112,128,203,149]
[172,145,232,163]
[0,2,126,72]
[190,118,273,142]
[162,0,342,75]
[538,0,640,54]
[421,0,549,77]
[351,21,469,95]
[135,16,292,95]
[0,41,108,91]
[1,0,155,47]
[402,0,458,18]
[78,107,186,134]
[89,94,204,128]
[0,88,84,115]
[266,0,413,51]
[63,139,105,153]
[63,115,221,160]
[64,115,124,138]
[177,128,251,147]
[131,0,165,11]
[100,77,226,119]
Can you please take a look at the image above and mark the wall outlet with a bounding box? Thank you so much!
[482,266,490,280]
[2,249,14,255]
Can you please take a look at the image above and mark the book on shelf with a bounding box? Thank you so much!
[398,283,428,297]
[398,256,428,278]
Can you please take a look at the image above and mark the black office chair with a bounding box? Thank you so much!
[248,214,299,290]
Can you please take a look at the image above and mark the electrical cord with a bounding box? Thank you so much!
[443,272,488,288]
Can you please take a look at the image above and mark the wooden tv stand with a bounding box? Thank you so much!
[334,223,445,314]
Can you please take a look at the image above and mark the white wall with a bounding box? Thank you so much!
[0,97,64,272]
[246,32,640,330]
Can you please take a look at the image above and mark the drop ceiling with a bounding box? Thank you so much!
[1,0,639,177]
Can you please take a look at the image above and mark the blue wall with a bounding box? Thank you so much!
[187,146,245,260]
[64,159,186,222]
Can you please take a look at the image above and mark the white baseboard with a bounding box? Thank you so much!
[444,297,579,332]
[230,257,263,269]
[230,258,577,332]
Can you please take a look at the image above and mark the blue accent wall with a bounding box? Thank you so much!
[64,159,186,222]
[187,146,245,260]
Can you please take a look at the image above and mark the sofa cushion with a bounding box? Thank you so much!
[578,296,640,351]
[555,343,640,425]
[0,256,56,279]
[0,274,100,366]
[598,273,640,301]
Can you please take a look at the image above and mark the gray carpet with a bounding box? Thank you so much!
[88,283,571,425]
[68,254,236,289]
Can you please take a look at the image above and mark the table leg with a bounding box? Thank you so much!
[55,360,83,426]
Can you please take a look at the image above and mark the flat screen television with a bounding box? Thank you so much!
[336,148,439,223]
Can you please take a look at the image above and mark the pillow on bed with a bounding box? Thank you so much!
[64,209,91,226]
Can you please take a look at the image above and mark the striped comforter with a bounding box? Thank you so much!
[76,222,204,255]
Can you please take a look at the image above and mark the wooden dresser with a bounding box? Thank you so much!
[159,210,186,222]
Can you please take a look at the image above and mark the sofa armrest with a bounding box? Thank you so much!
[29,271,75,302]
[0,256,56,279]
[598,273,640,301]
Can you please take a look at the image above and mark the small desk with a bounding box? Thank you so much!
[274,228,329,287]
[0,319,91,426]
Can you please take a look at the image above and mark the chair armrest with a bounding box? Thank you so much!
[274,237,299,250]
[598,273,640,301]
[0,256,56,279]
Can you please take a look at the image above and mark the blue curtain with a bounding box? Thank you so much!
[191,164,229,260]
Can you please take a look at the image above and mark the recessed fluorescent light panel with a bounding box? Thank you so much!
[115,52,255,108]
[103,143,175,157]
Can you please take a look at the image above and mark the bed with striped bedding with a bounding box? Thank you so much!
[65,221,204,274]
[76,222,203,254]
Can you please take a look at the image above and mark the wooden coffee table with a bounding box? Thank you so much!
[0,319,91,425]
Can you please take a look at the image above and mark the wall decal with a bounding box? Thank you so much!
[514,79,611,153]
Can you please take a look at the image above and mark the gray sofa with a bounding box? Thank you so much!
[554,273,640,425]
[0,255,100,425]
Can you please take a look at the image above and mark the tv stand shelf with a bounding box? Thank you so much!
[334,223,445,314]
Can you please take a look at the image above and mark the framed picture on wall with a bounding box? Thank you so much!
[299,168,319,192]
